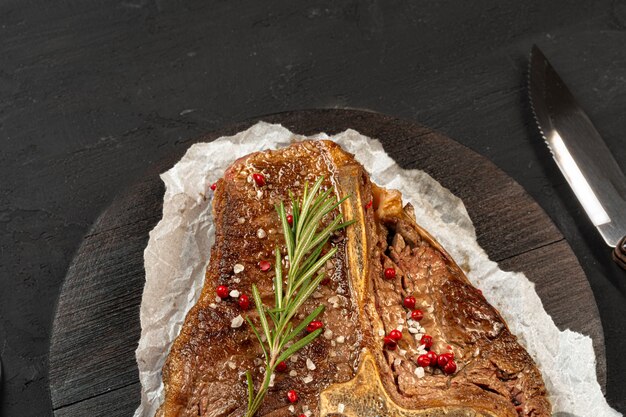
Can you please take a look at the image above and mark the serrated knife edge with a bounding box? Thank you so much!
[527,47,555,159]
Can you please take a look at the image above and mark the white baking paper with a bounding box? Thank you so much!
[134,122,620,417]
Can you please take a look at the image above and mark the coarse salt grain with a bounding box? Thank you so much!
[397,325,403,332]
[393,358,402,367]
[257,228,266,238]
[338,403,345,413]
[399,349,407,356]
[378,329,385,337]
[304,411,312,417]
[268,373,275,387]
[415,367,425,378]
[256,189,263,199]
[324,329,334,339]
[302,375,313,384]
[227,361,236,370]
[306,358,316,370]
[215,296,221,303]
[289,370,298,377]
[232,277,240,283]
[209,303,217,309]
[312,291,323,299]
[233,264,244,274]
[237,217,246,224]
[336,336,345,344]
[288,405,295,413]
[397,318,405,324]
[290,354,299,363]
[231,315,244,328]
[409,327,419,334]
[229,289,240,298]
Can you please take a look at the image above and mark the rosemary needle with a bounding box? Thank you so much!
[244,176,353,417]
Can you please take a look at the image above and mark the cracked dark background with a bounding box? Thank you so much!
[1,0,625,416]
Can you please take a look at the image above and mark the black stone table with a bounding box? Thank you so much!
[1,1,625,416]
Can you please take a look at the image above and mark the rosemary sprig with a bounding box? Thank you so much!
[244,176,354,417]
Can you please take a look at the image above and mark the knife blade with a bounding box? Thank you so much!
[528,45,626,269]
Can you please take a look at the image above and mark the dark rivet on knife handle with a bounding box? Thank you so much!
[612,236,626,270]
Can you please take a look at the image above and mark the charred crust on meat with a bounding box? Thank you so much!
[157,140,550,417]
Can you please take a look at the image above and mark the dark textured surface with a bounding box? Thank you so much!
[1,1,625,416]
[48,110,603,415]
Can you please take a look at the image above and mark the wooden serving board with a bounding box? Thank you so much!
[48,109,606,416]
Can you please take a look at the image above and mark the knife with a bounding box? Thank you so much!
[528,45,626,270]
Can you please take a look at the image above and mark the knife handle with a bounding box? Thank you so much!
[613,236,626,270]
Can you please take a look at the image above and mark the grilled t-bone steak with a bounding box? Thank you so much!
[157,140,550,417]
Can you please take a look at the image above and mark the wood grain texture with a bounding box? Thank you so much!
[54,382,141,417]
[48,110,605,415]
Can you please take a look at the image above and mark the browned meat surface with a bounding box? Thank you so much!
[157,140,550,417]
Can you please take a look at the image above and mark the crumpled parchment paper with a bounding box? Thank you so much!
[134,122,620,417]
